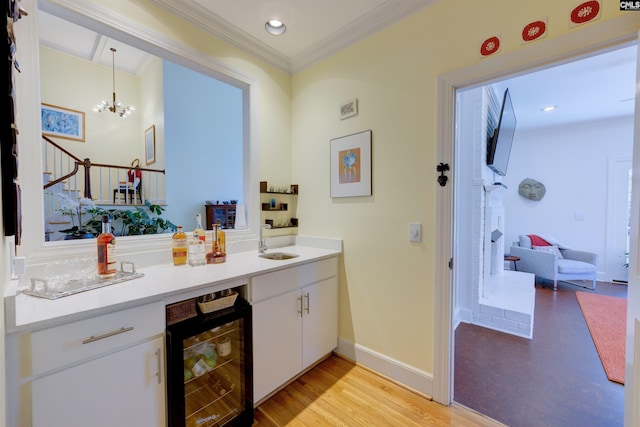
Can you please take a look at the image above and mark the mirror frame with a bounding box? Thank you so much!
[17,0,259,267]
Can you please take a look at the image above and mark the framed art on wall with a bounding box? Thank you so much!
[41,103,85,142]
[145,124,156,165]
[330,130,372,198]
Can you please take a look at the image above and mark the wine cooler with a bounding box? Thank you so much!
[166,293,253,427]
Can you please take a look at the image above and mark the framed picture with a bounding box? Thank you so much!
[145,125,156,165]
[330,130,372,198]
[339,98,358,120]
[41,103,85,142]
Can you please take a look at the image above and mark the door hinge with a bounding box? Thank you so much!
[448,258,453,270]
[437,163,450,187]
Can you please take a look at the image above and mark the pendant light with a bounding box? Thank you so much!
[94,47,135,117]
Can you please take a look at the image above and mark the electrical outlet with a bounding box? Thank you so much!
[409,223,421,242]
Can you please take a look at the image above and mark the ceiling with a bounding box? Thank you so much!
[38,3,637,131]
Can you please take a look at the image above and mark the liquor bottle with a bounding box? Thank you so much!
[97,215,116,278]
[206,225,226,264]
[188,215,206,266]
[172,226,187,266]
[193,214,206,243]
[188,235,206,266]
[216,221,226,253]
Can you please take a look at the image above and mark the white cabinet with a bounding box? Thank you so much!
[250,257,338,403]
[25,301,166,427]
[32,336,165,427]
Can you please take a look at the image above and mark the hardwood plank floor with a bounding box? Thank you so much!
[254,355,504,426]
[454,280,626,427]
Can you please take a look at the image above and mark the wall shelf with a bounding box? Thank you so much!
[260,181,299,235]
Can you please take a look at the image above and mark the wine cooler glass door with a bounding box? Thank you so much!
[167,301,253,427]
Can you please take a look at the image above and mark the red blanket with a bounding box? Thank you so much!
[528,234,550,246]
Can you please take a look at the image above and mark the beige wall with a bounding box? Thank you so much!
[291,1,635,374]
[7,0,639,405]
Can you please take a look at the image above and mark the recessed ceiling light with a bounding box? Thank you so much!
[541,105,556,112]
[265,19,286,35]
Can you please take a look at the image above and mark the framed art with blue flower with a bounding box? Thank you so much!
[330,130,372,198]
[41,103,85,142]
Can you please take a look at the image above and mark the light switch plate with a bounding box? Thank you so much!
[409,223,421,242]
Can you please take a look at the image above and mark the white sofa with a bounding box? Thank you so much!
[509,235,597,291]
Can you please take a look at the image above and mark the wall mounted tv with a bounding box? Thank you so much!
[487,88,517,176]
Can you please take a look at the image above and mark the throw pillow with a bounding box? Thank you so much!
[532,245,564,258]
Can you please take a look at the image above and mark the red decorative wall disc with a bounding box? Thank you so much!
[480,36,501,57]
[522,20,547,42]
[570,1,600,25]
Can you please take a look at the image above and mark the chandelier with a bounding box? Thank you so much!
[94,47,135,117]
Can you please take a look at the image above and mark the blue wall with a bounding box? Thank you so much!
[163,60,243,230]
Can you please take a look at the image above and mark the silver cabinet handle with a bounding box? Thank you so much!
[305,292,310,314]
[155,348,162,385]
[82,326,134,344]
[297,295,303,317]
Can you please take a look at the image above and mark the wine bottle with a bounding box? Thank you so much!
[172,226,187,266]
[97,215,116,278]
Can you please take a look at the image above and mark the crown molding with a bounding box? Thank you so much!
[150,0,292,73]
[291,0,436,73]
[151,0,435,75]
[40,0,256,86]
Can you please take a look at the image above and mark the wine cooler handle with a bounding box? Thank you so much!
[298,295,303,317]
[82,326,134,344]
[305,292,310,314]
[155,348,162,385]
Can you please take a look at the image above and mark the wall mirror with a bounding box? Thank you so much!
[34,1,255,249]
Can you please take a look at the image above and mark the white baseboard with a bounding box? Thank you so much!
[335,337,433,397]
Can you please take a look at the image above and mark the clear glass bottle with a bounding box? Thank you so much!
[193,214,206,243]
[188,235,206,266]
[172,226,187,266]
[97,215,116,278]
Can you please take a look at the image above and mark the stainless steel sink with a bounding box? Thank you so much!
[258,252,299,260]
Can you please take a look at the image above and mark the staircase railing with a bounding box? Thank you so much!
[42,135,166,205]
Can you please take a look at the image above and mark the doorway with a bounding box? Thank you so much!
[432,19,640,424]
[451,45,634,425]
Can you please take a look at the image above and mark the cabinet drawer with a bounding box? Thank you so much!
[250,257,337,303]
[31,301,164,376]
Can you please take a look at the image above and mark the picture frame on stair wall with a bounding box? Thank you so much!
[41,103,85,142]
[145,124,156,165]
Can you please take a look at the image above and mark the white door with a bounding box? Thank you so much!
[32,336,165,427]
[252,289,302,403]
[302,277,338,369]
[624,36,640,427]
[607,158,632,283]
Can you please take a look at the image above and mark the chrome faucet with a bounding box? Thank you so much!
[259,224,271,253]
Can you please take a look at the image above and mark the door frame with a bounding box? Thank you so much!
[433,15,640,408]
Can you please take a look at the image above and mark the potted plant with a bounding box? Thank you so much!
[84,202,177,236]
[56,195,99,239]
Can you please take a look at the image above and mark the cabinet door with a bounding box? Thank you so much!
[302,277,338,369]
[32,336,165,427]
[252,289,302,403]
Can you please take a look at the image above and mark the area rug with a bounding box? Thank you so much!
[575,291,626,384]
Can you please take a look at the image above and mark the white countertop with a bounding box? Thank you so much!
[5,240,341,333]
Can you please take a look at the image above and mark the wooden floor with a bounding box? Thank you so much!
[454,280,627,427]
[254,355,504,426]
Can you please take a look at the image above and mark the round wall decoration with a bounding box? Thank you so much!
[480,36,501,57]
[522,20,547,43]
